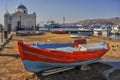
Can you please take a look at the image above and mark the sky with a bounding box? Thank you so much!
[0,0,120,25]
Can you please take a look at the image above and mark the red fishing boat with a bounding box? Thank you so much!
[18,39,109,72]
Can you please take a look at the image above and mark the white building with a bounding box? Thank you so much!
[4,3,36,31]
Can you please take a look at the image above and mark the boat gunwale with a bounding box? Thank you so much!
[18,40,110,63]
[19,41,109,54]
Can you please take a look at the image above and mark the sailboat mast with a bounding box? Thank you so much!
[63,16,65,29]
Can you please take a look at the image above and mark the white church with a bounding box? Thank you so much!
[4,3,36,31]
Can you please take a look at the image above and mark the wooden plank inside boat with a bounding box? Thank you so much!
[78,43,106,51]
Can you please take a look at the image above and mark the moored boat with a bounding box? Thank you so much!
[52,30,67,34]
[70,30,93,38]
[18,39,109,72]
[70,34,90,38]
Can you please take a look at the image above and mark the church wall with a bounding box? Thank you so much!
[10,14,36,31]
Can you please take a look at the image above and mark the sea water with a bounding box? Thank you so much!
[97,34,120,41]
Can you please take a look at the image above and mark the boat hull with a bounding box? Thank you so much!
[23,59,100,72]
[18,40,109,72]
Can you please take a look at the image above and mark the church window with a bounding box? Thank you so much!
[24,10,26,13]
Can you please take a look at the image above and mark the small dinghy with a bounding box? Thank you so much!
[52,30,67,34]
[18,39,109,72]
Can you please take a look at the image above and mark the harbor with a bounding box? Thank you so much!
[0,0,120,80]
[1,16,120,80]
[39,27,120,41]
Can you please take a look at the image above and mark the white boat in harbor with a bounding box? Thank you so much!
[70,34,90,38]
[70,31,93,38]
[111,25,120,34]
[93,26,112,36]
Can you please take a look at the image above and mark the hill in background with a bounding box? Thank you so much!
[67,17,120,26]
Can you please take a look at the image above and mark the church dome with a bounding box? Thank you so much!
[17,4,27,9]
[15,3,28,14]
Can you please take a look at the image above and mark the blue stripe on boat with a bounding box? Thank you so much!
[22,59,100,72]
[31,43,74,49]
